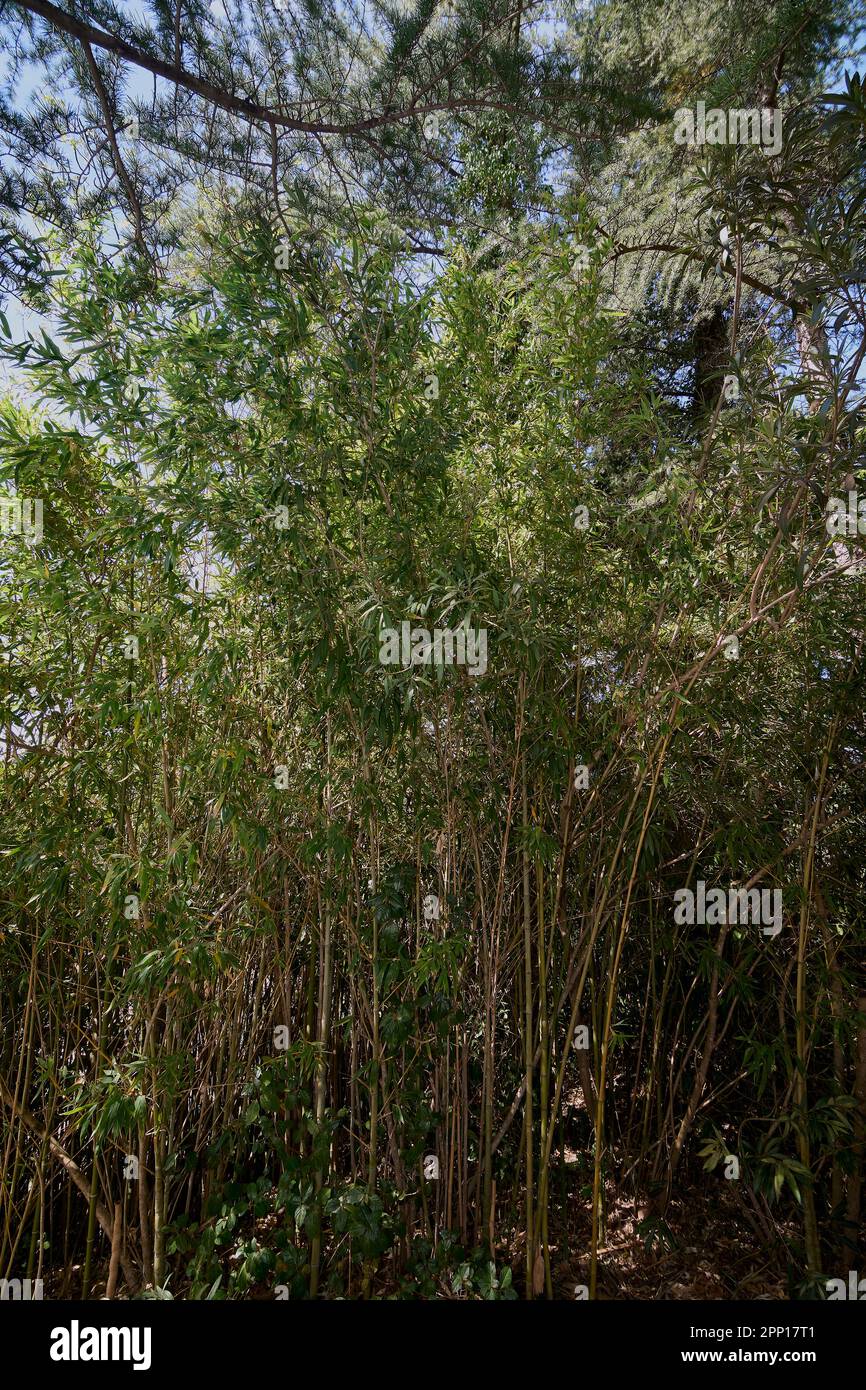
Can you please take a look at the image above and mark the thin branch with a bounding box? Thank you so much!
[80,38,151,262]
[14,0,538,139]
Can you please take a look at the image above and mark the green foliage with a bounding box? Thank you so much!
[1,0,865,1303]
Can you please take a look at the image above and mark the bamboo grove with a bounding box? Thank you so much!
[1,0,865,1301]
